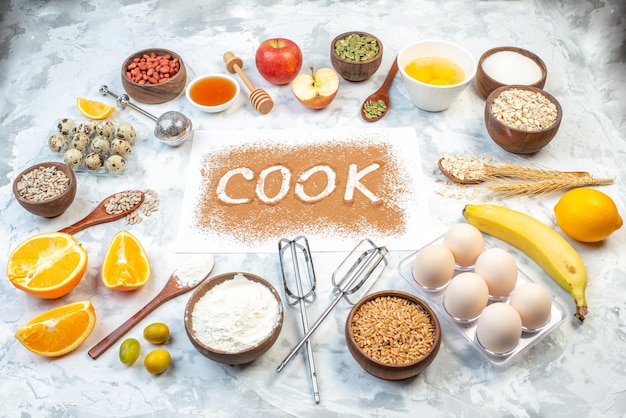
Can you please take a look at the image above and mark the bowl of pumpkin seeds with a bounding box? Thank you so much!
[331,31,383,82]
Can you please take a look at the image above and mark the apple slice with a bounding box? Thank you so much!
[292,67,340,110]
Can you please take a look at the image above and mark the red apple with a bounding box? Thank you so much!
[291,67,340,110]
[255,38,303,85]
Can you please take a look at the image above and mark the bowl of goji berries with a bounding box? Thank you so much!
[121,48,187,104]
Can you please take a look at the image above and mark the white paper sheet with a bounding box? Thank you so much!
[176,127,432,253]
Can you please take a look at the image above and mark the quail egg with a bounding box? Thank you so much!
[106,154,126,172]
[116,122,136,143]
[96,120,116,139]
[48,133,68,153]
[111,138,132,157]
[64,148,83,168]
[57,118,77,136]
[70,132,91,153]
[77,121,96,137]
[85,152,105,171]
[90,135,110,155]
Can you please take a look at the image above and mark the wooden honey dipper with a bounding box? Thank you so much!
[223,51,273,114]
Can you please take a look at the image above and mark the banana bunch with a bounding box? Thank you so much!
[463,203,588,323]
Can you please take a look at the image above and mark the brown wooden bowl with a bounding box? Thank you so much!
[330,31,383,82]
[184,272,284,365]
[485,85,562,154]
[476,46,547,99]
[345,290,441,381]
[12,161,77,218]
[121,48,187,104]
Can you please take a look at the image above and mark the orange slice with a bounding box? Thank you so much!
[76,97,115,120]
[101,230,151,291]
[15,300,96,357]
[7,232,88,299]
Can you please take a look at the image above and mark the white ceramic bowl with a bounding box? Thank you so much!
[397,40,477,112]
[185,73,240,113]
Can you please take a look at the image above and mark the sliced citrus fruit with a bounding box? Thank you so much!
[7,232,88,299]
[76,97,115,120]
[15,300,96,357]
[101,230,151,291]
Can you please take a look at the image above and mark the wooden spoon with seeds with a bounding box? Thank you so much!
[360,58,398,122]
[58,190,145,235]
[437,156,592,185]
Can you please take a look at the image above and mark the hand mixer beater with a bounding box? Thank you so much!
[278,236,320,404]
[276,239,388,376]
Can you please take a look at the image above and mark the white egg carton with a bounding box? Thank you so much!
[398,235,567,367]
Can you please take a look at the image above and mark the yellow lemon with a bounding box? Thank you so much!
[144,349,171,375]
[554,188,622,243]
[143,322,170,345]
[76,97,115,120]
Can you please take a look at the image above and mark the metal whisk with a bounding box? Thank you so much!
[276,239,388,373]
[278,236,320,404]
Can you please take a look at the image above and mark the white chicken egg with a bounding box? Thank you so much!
[510,283,552,331]
[475,302,522,355]
[412,244,456,290]
[474,248,518,300]
[443,223,484,268]
[443,272,489,322]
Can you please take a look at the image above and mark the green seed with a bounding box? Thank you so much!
[363,99,387,119]
[335,34,379,63]
[119,338,141,365]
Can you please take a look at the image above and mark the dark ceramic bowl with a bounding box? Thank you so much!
[121,48,187,104]
[12,161,77,218]
[330,31,383,82]
[184,272,284,365]
[345,290,441,380]
[485,85,562,154]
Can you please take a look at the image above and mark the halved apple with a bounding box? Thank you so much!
[291,67,340,110]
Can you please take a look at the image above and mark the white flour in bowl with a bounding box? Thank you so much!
[191,273,281,353]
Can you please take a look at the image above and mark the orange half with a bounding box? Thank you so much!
[7,232,88,299]
[15,300,96,357]
[101,230,151,291]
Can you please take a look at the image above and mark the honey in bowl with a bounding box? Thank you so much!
[188,76,237,106]
[404,57,465,86]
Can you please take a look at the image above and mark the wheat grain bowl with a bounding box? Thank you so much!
[345,290,441,380]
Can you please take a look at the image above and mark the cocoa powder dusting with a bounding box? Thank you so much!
[192,139,413,247]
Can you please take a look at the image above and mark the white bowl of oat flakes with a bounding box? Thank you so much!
[485,85,562,154]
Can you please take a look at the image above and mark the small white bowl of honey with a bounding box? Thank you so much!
[185,73,240,113]
[397,40,476,112]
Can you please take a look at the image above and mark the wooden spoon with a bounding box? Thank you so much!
[88,256,215,359]
[58,190,145,235]
[360,57,398,122]
[437,157,592,185]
